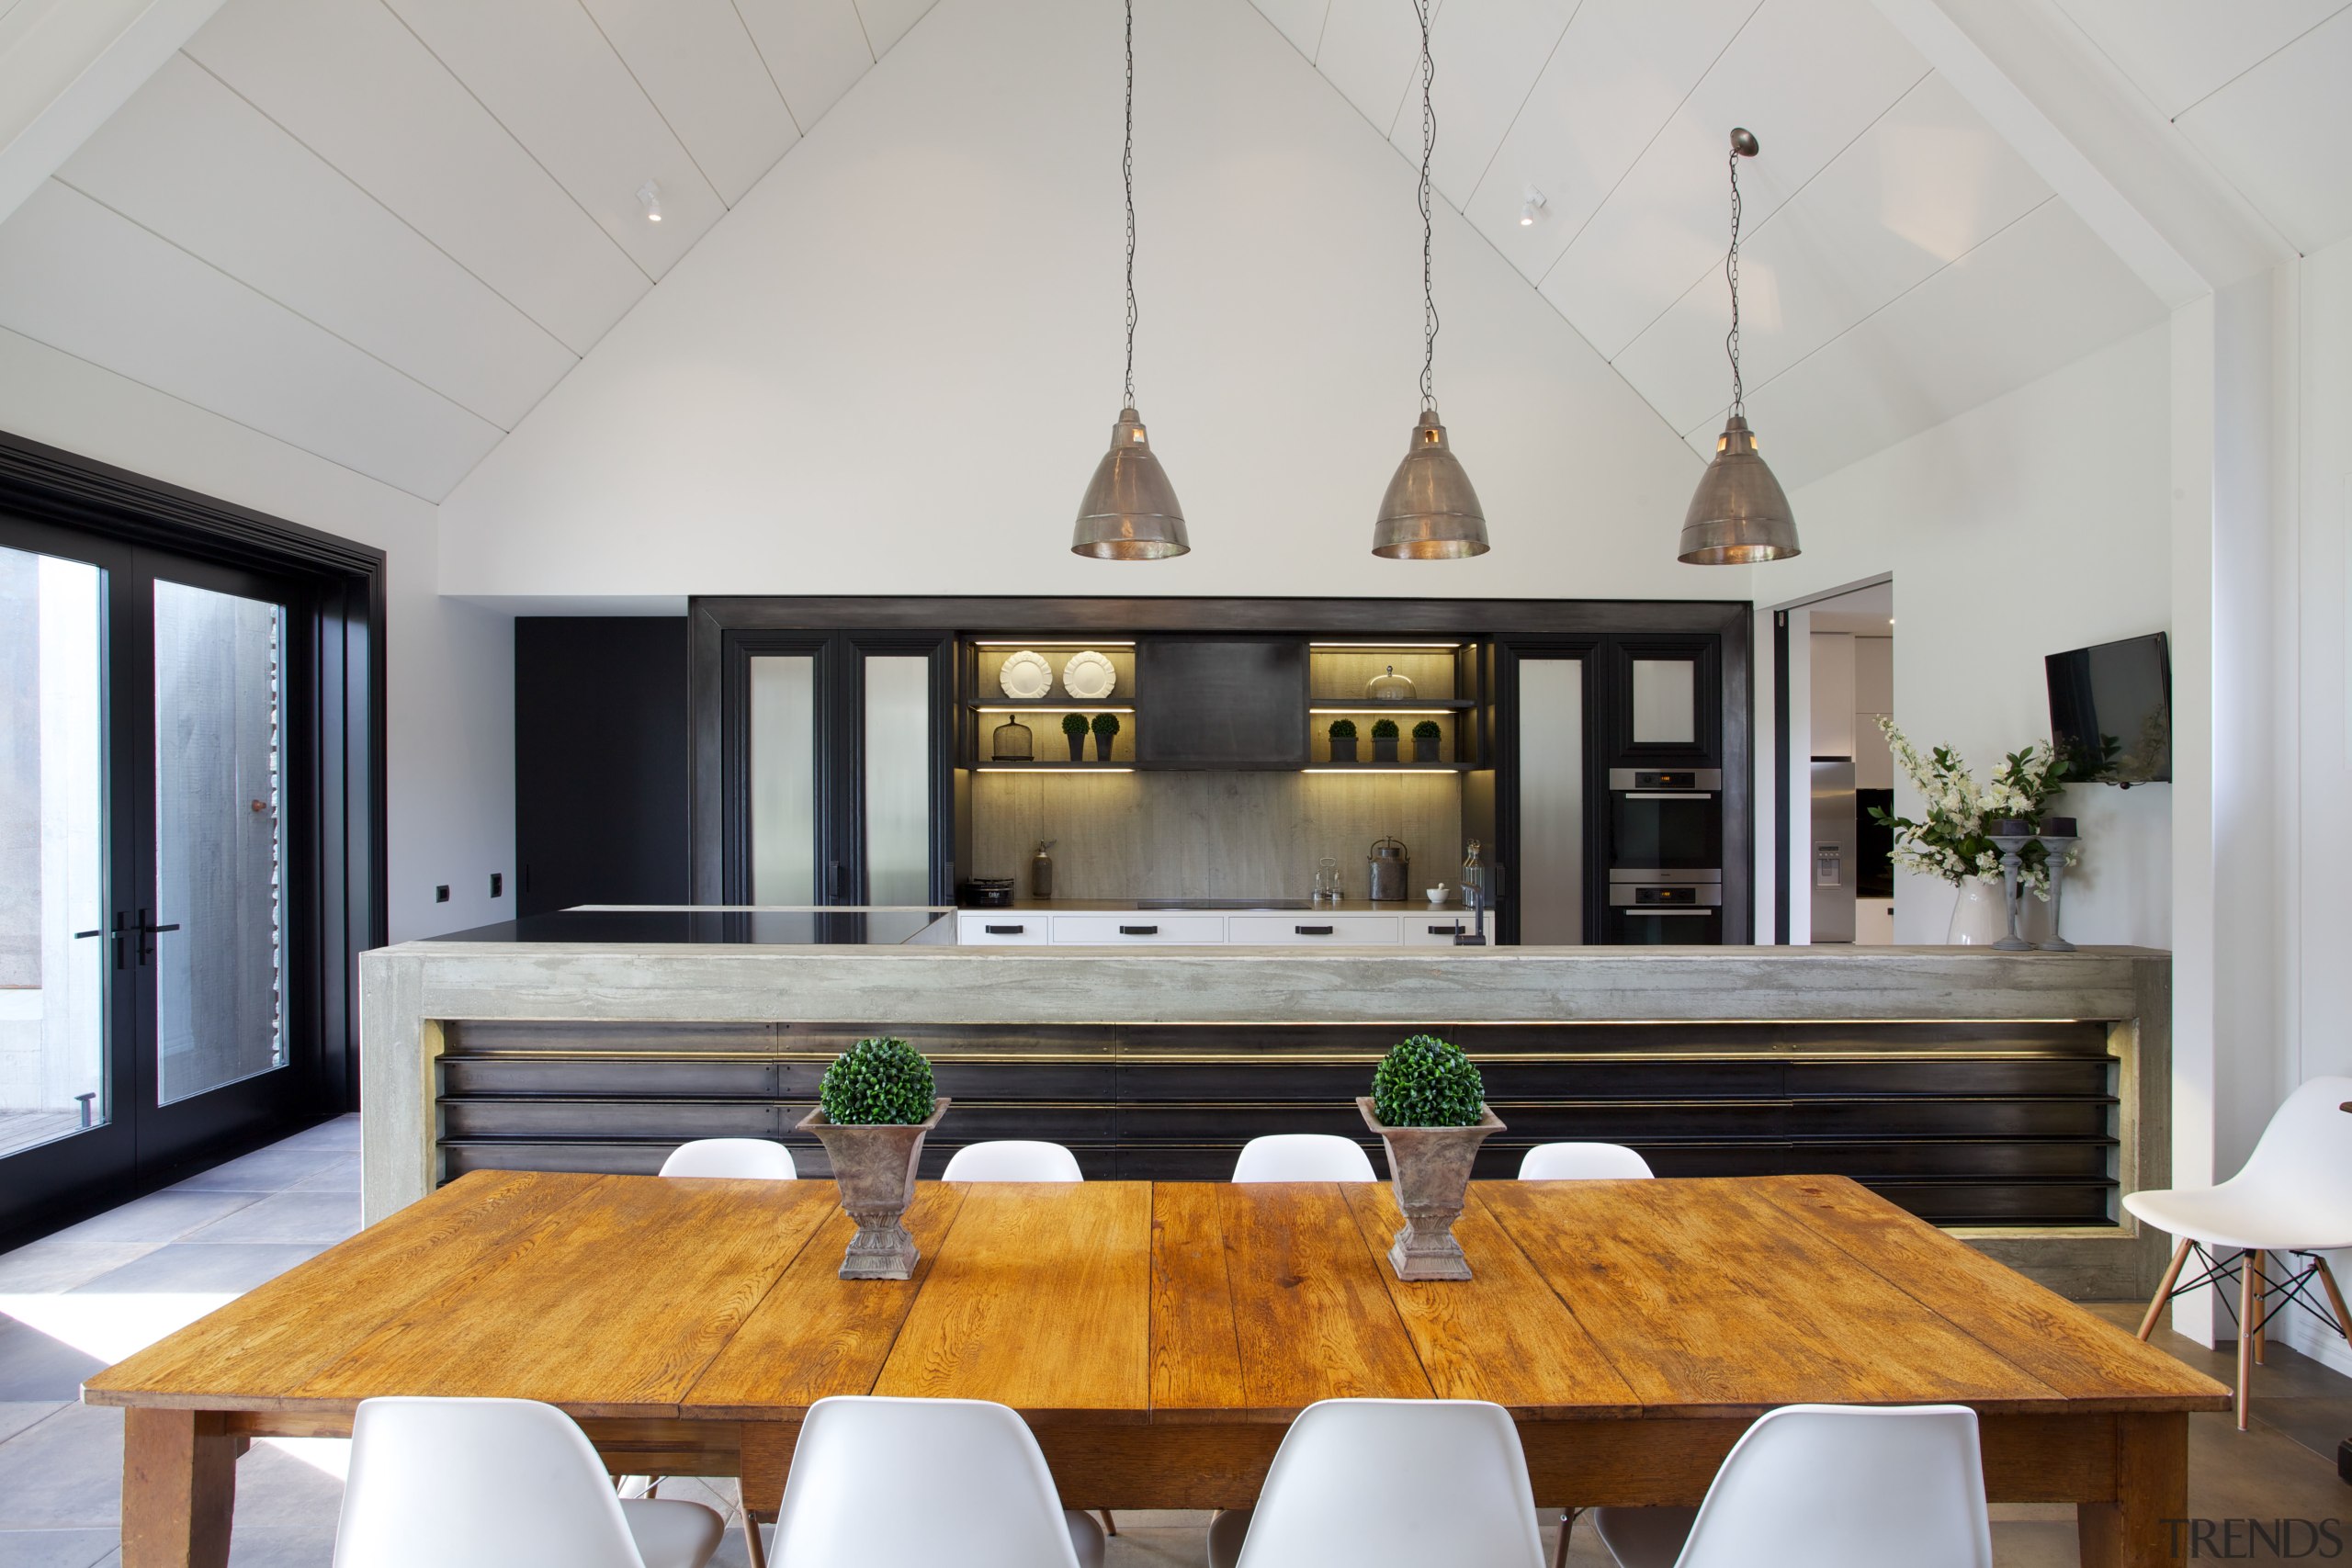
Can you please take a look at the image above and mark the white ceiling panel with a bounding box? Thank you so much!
[2176,6,2352,254]
[734,0,876,130]
[1728,196,2165,487]
[185,0,645,355]
[1614,71,2049,434]
[1387,0,1578,209]
[1462,0,1762,284]
[381,0,723,278]
[1314,0,1425,136]
[59,53,574,429]
[2054,0,2346,118]
[579,0,798,206]
[1541,0,1927,362]
[0,179,500,496]
[1250,0,1330,59]
[854,0,939,57]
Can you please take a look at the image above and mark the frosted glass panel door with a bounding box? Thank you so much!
[1631,659,1697,745]
[862,656,932,906]
[750,655,817,904]
[153,581,288,1104]
[1518,659,1583,945]
[0,544,107,1156]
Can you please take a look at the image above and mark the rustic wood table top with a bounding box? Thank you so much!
[84,1171,2229,1568]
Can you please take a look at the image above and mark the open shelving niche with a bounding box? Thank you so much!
[964,639,1140,768]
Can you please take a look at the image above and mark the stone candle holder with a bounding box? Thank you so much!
[2037,825,2078,953]
[1985,826,2036,952]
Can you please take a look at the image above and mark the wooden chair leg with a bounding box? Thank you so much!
[1100,1511,1117,1536]
[2139,1239,2192,1339]
[2251,1251,2269,1366]
[2236,1247,2261,1431]
[1551,1506,1581,1568]
[2314,1255,2352,1344]
[741,1507,768,1568]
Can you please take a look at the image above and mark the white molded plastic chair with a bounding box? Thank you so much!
[334,1396,723,1568]
[2124,1074,2352,1428]
[1589,1404,1990,1568]
[1217,1399,1543,1568]
[1230,1134,1377,1183]
[942,1140,1086,1181]
[1519,1143,1654,1181]
[658,1138,796,1179]
[771,1396,1103,1568]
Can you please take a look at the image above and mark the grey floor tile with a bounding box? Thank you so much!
[267,1119,359,1155]
[0,1405,66,1446]
[0,1404,122,1529]
[223,1525,335,1568]
[282,1159,358,1196]
[0,1245,163,1296]
[171,1148,347,1196]
[0,1528,120,1567]
[0,1323,105,1404]
[227,1444,344,1531]
[45,1192,261,1247]
[177,1192,357,1248]
[70,1244,324,1296]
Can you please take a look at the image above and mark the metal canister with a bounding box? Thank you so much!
[1367,837,1409,903]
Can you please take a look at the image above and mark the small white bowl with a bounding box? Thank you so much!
[1425,887,1449,906]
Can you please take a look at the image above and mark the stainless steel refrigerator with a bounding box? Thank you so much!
[1810,760,1856,943]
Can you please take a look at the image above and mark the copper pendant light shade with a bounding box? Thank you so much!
[1073,405,1189,559]
[1374,411,1488,558]
[1679,128,1798,566]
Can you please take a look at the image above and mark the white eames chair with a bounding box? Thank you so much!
[657,1138,796,1179]
[942,1140,1086,1181]
[1215,1399,1544,1568]
[1230,1134,1377,1183]
[334,1396,723,1568]
[1590,1404,1990,1568]
[2125,1075,2352,1428]
[1519,1143,1654,1181]
[770,1396,1103,1568]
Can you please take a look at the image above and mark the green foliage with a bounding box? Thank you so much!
[1060,712,1090,736]
[819,1037,936,1125]
[1371,1034,1485,1127]
[1327,718,1358,739]
[1370,717,1400,739]
[1091,712,1121,738]
[1411,720,1442,740]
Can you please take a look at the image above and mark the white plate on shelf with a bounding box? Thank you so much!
[998,649,1054,700]
[1061,649,1117,702]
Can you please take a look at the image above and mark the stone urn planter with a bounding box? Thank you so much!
[796,1097,950,1280]
[1357,1096,1504,1281]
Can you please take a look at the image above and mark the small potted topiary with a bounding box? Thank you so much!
[1358,1034,1504,1280]
[1370,716,1401,763]
[1060,711,1089,761]
[1328,717,1359,762]
[1091,710,1121,761]
[1411,719,1442,763]
[795,1037,950,1280]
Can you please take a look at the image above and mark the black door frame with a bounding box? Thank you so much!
[0,430,385,1244]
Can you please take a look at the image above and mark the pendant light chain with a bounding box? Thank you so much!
[1724,143,1744,418]
[1123,0,1137,408]
[1417,0,1438,412]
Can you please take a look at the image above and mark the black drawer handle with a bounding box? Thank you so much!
[1295,924,1334,935]
[1119,924,1159,935]
[984,923,1025,935]
[1429,923,1462,934]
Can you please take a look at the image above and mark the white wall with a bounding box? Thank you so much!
[0,325,514,943]
[434,0,1721,605]
[1767,324,2175,947]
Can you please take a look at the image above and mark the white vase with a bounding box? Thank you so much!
[1945,878,2009,945]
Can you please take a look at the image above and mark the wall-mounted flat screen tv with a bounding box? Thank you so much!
[2046,632,2170,785]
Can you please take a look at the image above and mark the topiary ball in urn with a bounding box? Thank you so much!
[1359,1035,1504,1281]
[796,1038,950,1280]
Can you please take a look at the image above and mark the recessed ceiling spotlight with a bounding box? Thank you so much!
[638,180,662,222]
[1519,186,1546,226]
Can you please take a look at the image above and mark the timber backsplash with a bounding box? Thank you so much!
[970,773,1464,901]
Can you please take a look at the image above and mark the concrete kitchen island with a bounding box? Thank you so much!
[358,938,2170,1296]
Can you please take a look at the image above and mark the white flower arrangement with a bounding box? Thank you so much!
[1871,718,2081,896]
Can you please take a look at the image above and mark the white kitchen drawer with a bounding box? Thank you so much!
[1226,913,1401,945]
[956,912,1049,944]
[1051,914,1227,944]
[1404,914,1476,946]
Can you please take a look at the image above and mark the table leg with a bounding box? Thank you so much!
[120,1407,242,1568]
[2075,1413,2187,1568]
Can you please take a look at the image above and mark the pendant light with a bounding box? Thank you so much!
[1371,0,1488,559]
[1679,128,1800,565]
[1072,0,1188,559]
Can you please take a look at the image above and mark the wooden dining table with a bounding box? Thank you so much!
[84,1170,2229,1568]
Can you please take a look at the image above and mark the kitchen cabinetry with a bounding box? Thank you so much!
[954,908,1477,946]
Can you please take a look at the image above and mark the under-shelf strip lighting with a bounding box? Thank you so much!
[1308,706,1457,716]
[976,766,1136,773]
[976,705,1136,713]
[1301,767,1464,775]
[973,640,1137,648]
[1308,641,1464,649]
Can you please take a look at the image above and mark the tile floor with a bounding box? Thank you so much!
[0,1117,2346,1565]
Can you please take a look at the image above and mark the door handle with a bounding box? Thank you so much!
[1118,924,1159,936]
[1295,924,1334,936]
[1428,923,1463,935]
[828,862,848,900]
[74,923,126,971]
[984,924,1025,935]
[131,908,181,965]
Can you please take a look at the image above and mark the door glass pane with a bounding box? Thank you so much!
[0,545,107,1156]
[750,656,816,903]
[153,581,287,1105]
[1518,659,1582,945]
[863,657,932,906]
[1631,659,1697,744]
